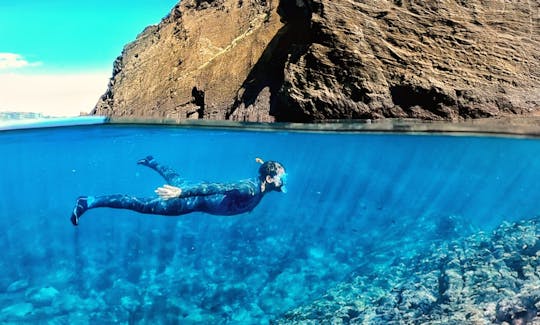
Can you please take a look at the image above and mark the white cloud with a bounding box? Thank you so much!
[0,53,41,70]
[0,72,110,116]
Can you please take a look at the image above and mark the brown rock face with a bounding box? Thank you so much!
[93,0,540,122]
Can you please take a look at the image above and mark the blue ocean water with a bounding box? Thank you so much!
[1,123,540,323]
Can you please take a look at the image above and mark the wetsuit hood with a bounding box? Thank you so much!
[256,159,287,193]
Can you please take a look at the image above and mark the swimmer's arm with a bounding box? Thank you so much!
[156,182,254,200]
[155,184,182,200]
[179,182,253,198]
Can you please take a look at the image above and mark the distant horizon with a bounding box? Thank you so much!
[0,0,178,116]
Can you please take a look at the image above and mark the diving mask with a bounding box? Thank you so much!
[278,172,288,193]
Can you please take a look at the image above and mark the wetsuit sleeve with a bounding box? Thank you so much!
[178,182,255,198]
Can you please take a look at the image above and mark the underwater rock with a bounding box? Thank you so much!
[26,286,59,307]
[0,302,33,319]
[52,293,86,314]
[104,278,142,307]
[495,284,540,324]
[274,217,540,323]
[99,278,144,322]
[6,279,29,292]
[121,295,141,313]
[10,211,536,323]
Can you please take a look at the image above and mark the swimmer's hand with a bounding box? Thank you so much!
[155,184,182,200]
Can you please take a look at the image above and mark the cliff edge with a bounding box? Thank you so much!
[93,0,540,122]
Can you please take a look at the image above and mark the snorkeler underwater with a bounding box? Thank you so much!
[70,156,288,225]
[3,123,540,323]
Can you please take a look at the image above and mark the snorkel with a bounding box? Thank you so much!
[256,158,288,193]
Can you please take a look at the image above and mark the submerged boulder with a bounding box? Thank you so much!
[26,286,60,307]
[6,279,29,292]
[0,303,33,320]
[93,0,539,122]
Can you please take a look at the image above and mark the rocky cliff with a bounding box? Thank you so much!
[93,0,540,122]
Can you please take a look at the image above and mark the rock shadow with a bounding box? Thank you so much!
[227,1,315,121]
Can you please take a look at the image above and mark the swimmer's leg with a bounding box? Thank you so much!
[70,195,196,226]
[137,155,184,186]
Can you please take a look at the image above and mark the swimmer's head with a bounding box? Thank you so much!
[257,159,287,193]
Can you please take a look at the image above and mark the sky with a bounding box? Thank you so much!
[0,0,178,116]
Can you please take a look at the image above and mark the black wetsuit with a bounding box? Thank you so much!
[74,157,265,223]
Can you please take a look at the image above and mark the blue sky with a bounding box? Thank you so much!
[0,0,178,115]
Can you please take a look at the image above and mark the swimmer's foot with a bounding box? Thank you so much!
[137,155,155,167]
[70,197,88,226]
